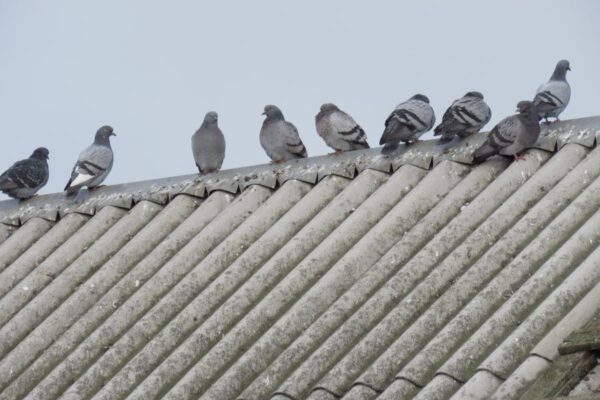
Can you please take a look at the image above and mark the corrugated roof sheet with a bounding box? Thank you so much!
[0,116,599,400]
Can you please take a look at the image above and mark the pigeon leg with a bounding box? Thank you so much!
[513,153,527,161]
[271,160,285,164]
[88,185,106,191]
[327,150,343,156]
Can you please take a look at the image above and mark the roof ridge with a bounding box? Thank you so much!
[0,116,598,225]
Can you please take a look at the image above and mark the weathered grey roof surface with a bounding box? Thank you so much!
[0,116,599,400]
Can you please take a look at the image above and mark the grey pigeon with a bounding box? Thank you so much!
[191,111,226,174]
[0,147,49,200]
[315,103,369,153]
[472,100,540,163]
[64,125,115,195]
[434,91,492,144]
[533,59,571,123]
[379,94,435,153]
[260,105,307,163]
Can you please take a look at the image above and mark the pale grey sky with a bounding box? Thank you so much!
[1,0,599,195]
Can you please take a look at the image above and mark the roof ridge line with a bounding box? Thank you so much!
[1,115,598,225]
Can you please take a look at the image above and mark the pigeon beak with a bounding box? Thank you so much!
[261,111,266,116]
[568,66,572,71]
[111,132,116,137]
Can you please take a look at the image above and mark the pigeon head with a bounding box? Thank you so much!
[516,100,536,114]
[95,125,116,142]
[203,111,219,125]
[411,94,430,104]
[31,147,49,161]
[262,105,284,120]
[551,59,571,80]
[464,91,484,99]
[319,103,339,112]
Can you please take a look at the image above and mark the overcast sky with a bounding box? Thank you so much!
[1,0,599,195]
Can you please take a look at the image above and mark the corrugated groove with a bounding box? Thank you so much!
[33,186,271,400]
[375,378,419,400]
[428,370,499,400]
[341,146,584,395]
[124,169,391,400]
[160,166,422,400]
[0,207,124,330]
[310,149,552,397]
[341,383,382,400]
[488,282,600,400]
[440,221,600,400]
[487,356,550,400]
[2,198,192,397]
[92,178,347,400]
[0,223,15,246]
[437,206,600,383]
[202,161,471,400]
[0,217,53,273]
[60,184,285,399]
[13,193,231,400]
[0,213,89,299]
[478,238,600,384]
[394,145,600,388]
[85,180,311,399]
[249,158,507,400]
[0,202,159,390]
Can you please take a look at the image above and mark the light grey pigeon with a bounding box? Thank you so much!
[379,94,435,154]
[533,59,571,123]
[472,100,540,163]
[434,91,492,144]
[0,147,49,200]
[260,105,307,163]
[315,103,369,153]
[64,125,115,195]
[191,111,226,174]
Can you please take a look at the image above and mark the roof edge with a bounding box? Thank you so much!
[1,115,599,225]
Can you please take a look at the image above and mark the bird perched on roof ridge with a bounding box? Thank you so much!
[64,125,115,195]
[315,103,369,153]
[533,59,571,123]
[260,105,307,163]
[0,147,49,200]
[379,94,435,154]
[472,100,540,163]
[192,111,226,174]
[434,91,491,144]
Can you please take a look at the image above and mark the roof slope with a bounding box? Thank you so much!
[0,117,599,400]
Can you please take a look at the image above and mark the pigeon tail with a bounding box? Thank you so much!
[472,142,497,163]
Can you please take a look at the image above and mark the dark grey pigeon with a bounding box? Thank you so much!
[191,111,226,174]
[533,59,571,123]
[434,91,492,144]
[472,100,540,163]
[0,147,49,200]
[315,103,369,153]
[260,105,307,163]
[379,94,435,154]
[64,125,115,195]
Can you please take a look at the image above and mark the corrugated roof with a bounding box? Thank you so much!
[0,116,599,400]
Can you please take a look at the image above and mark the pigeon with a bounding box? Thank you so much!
[434,91,492,144]
[315,103,369,153]
[0,147,49,200]
[64,125,115,195]
[472,100,540,163]
[260,105,307,163]
[191,111,226,174]
[533,59,571,123]
[379,94,435,153]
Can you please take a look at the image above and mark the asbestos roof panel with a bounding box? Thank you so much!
[0,116,599,400]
